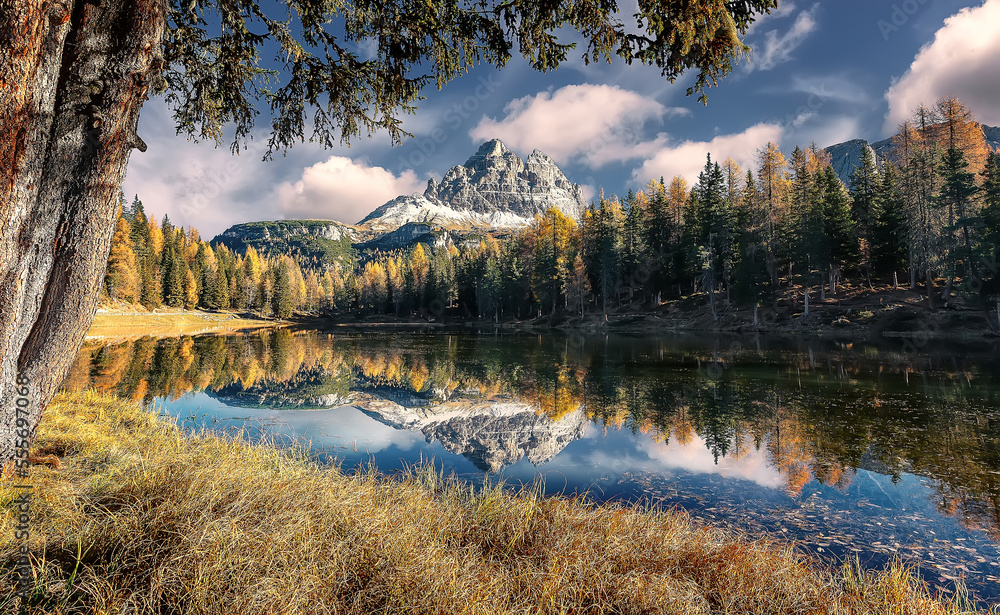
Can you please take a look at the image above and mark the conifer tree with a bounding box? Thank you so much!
[271,259,293,318]
[183,269,199,309]
[620,190,647,302]
[757,142,789,297]
[821,166,857,293]
[937,146,979,290]
[105,211,140,303]
[128,198,159,308]
[871,163,909,284]
[849,146,880,285]
[733,170,770,313]
[979,153,1000,266]
[642,178,677,301]
[584,197,623,315]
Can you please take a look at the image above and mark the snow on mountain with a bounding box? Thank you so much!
[359,139,585,230]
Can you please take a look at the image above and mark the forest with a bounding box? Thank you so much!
[102,97,1000,324]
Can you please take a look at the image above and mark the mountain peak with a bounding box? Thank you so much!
[464,138,516,168]
[362,141,586,230]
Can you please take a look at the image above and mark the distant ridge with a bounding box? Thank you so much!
[823,123,1000,186]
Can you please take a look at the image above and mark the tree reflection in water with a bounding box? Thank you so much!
[66,330,1000,544]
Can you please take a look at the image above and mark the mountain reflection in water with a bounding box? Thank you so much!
[64,329,1000,603]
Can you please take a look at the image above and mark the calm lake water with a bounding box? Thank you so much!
[65,328,1000,604]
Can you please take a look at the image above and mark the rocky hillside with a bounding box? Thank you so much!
[824,123,1000,186]
[360,139,586,230]
[211,219,360,267]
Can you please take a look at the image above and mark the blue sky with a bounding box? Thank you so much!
[123,0,1000,237]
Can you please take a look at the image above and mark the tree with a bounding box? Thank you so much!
[894,114,943,302]
[820,166,857,294]
[937,146,979,295]
[980,153,1000,262]
[871,163,909,284]
[849,145,880,285]
[104,212,140,304]
[584,196,623,316]
[271,259,294,319]
[0,0,777,464]
[733,170,770,314]
[757,142,790,299]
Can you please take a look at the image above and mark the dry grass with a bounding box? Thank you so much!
[87,310,281,341]
[0,390,985,614]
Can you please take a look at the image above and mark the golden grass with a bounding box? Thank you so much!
[87,310,281,341]
[0,390,985,614]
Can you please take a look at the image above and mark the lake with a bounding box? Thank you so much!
[65,327,1000,604]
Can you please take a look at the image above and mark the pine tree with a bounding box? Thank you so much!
[871,163,909,284]
[128,197,159,308]
[849,146,880,284]
[894,114,943,302]
[104,211,140,303]
[584,197,622,315]
[271,259,293,318]
[979,153,1000,265]
[757,142,789,297]
[821,166,857,292]
[938,146,979,290]
[642,178,677,301]
[692,154,735,314]
[183,269,199,309]
[531,207,578,315]
[733,170,770,312]
[161,241,186,307]
[620,190,647,302]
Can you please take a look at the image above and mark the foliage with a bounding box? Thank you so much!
[159,0,779,157]
[112,95,1000,322]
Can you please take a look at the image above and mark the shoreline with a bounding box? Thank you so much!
[91,284,1000,342]
[87,306,286,341]
[0,390,983,613]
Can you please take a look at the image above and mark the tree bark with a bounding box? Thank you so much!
[1,0,165,466]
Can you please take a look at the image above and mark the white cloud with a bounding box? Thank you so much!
[884,0,1000,132]
[631,123,784,186]
[788,74,870,104]
[796,115,864,149]
[123,101,276,238]
[745,1,798,35]
[470,84,687,168]
[636,434,787,490]
[275,156,424,224]
[747,4,818,72]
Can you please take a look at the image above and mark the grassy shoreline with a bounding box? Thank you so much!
[88,306,284,341]
[0,391,984,614]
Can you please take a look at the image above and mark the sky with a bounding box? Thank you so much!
[123,0,1000,238]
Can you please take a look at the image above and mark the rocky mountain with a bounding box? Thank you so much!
[824,123,1000,186]
[357,396,589,472]
[360,139,586,230]
[210,368,590,472]
[824,139,878,187]
[355,222,452,253]
[211,219,361,267]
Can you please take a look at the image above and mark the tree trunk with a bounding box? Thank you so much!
[1,0,165,465]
